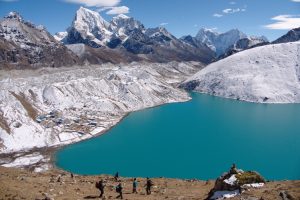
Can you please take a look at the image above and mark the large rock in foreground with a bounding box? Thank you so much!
[207,165,266,199]
[181,42,300,103]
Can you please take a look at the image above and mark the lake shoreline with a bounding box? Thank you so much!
[0,95,192,173]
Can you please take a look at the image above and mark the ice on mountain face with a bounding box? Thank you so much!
[195,28,247,56]
[0,62,199,154]
[181,42,300,103]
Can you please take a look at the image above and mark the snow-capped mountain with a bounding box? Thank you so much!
[219,36,269,59]
[56,7,215,63]
[110,14,144,40]
[60,7,112,48]
[194,28,220,51]
[0,12,80,69]
[181,42,300,103]
[272,27,300,44]
[182,28,247,56]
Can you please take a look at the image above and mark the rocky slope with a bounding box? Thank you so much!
[0,12,80,69]
[273,27,300,44]
[0,62,202,169]
[0,166,299,200]
[57,7,215,64]
[181,42,300,103]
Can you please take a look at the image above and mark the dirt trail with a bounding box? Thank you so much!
[0,166,299,200]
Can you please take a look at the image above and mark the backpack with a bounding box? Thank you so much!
[116,185,121,192]
[95,181,100,189]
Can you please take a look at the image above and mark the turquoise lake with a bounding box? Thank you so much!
[56,93,300,180]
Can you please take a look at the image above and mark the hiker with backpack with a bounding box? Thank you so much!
[95,179,105,198]
[116,182,123,199]
[132,178,138,194]
[145,177,154,195]
[114,172,119,181]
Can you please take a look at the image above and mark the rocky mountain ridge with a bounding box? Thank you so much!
[0,12,80,69]
[57,7,215,64]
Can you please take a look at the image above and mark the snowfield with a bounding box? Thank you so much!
[181,42,300,103]
[0,62,199,166]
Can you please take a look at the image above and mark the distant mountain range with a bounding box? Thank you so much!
[56,7,214,64]
[0,7,300,69]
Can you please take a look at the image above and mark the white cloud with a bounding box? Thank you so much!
[0,0,18,1]
[229,1,236,5]
[159,22,168,26]
[64,0,120,7]
[106,6,129,15]
[223,8,245,14]
[264,15,300,30]
[213,13,223,18]
[291,0,300,2]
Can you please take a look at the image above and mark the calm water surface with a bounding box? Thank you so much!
[56,93,300,180]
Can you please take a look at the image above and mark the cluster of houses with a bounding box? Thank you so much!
[35,110,98,135]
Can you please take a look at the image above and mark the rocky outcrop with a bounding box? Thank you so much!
[207,164,266,199]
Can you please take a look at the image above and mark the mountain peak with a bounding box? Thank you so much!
[273,27,300,44]
[5,11,23,21]
[74,7,110,33]
[198,28,219,35]
[114,14,130,19]
[226,28,246,36]
[75,6,105,20]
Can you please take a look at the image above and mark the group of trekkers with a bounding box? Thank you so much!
[95,172,154,199]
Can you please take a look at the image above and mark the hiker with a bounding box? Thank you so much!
[230,163,238,174]
[145,177,154,195]
[96,179,105,198]
[132,178,138,193]
[116,182,123,199]
[114,172,119,181]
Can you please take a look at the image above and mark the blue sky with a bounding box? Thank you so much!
[0,0,299,41]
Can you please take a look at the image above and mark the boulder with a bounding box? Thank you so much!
[206,165,265,199]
